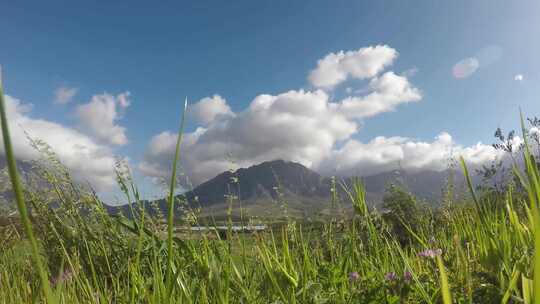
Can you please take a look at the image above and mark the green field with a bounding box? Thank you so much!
[1,144,540,303]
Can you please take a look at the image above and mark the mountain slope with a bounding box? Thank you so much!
[0,156,470,219]
[184,160,332,206]
[0,156,37,208]
[163,160,466,219]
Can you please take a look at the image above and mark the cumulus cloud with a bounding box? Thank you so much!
[514,74,524,81]
[452,57,479,79]
[338,72,421,118]
[189,95,234,125]
[76,92,130,146]
[318,133,501,177]
[54,86,78,104]
[139,45,498,186]
[140,90,357,184]
[138,128,205,180]
[308,45,397,89]
[139,81,421,184]
[2,95,119,190]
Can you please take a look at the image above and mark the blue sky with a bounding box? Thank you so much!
[1,1,539,202]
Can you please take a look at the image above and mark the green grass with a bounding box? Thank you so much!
[165,97,188,298]
[2,77,540,302]
[0,165,539,303]
[0,70,55,303]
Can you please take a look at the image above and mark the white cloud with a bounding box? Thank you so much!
[514,74,524,81]
[76,92,130,146]
[452,57,479,79]
[138,128,206,180]
[139,45,497,186]
[140,90,357,184]
[308,45,397,89]
[139,77,421,184]
[318,133,501,177]
[338,72,421,118]
[54,86,78,104]
[189,95,234,125]
[2,95,119,190]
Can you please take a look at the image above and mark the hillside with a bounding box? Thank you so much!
[184,160,331,205]
[0,156,36,209]
[0,157,469,219]
[164,160,467,219]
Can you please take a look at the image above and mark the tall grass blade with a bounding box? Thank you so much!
[0,70,55,302]
[165,97,188,297]
[459,157,480,211]
[436,255,452,304]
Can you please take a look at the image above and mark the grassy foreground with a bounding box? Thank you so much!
[3,162,539,304]
[2,84,540,303]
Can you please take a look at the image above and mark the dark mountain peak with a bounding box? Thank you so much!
[238,159,320,181]
[235,159,313,177]
[184,159,329,206]
[249,159,303,168]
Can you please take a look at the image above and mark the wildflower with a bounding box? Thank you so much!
[403,271,412,283]
[385,272,397,282]
[348,271,360,282]
[417,248,442,258]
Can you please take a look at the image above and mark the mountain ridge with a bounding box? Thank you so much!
[0,156,469,218]
[123,159,468,219]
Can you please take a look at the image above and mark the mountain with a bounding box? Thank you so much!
[150,160,467,219]
[184,160,332,206]
[361,169,467,201]
[0,155,468,219]
[0,156,36,208]
[181,160,465,206]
